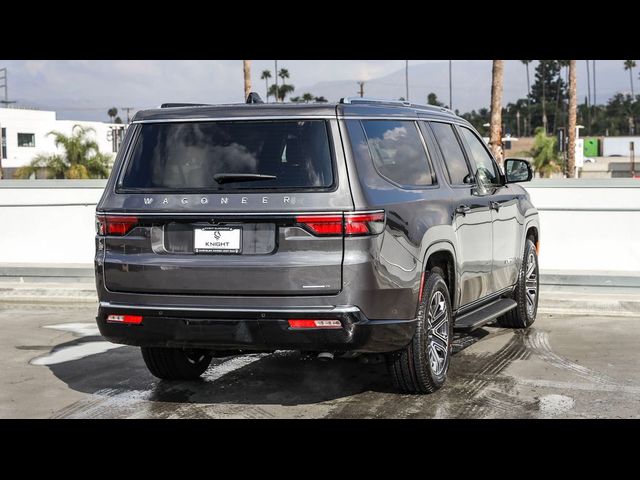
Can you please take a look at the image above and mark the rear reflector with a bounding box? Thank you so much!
[107,314,143,325]
[288,319,342,329]
[96,215,139,236]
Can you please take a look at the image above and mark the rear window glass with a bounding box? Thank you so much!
[120,120,334,191]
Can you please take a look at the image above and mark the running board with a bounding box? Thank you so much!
[454,298,517,332]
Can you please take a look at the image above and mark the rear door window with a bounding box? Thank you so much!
[428,122,472,185]
[120,120,334,191]
[360,120,434,187]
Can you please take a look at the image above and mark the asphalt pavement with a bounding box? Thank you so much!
[1,301,638,419]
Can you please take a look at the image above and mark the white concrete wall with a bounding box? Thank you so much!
[0,179,639,275]
[0,108,121,170]
[602,136,640,157]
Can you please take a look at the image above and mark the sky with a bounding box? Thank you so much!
[0,60,635,122]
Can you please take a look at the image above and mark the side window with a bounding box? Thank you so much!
[361,120,434,187]
[458,127,500,186]
[429,122,471,185]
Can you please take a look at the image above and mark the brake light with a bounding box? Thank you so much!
[107,314,143,324]
[96,215,139,236]
[295,211,385,237]
[288,319,342,329]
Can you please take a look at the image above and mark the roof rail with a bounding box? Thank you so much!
[160,103,212,108]
[339,97,457,116]
[340,97,411,107]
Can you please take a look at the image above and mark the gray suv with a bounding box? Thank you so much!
[95,96,540,393]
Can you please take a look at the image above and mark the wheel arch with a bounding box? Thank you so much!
[422,241,458,311]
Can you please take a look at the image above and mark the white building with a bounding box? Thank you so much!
[0,107,126,179]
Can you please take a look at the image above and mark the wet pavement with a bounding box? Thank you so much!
[1,302,639,419]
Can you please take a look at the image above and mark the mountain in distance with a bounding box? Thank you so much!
[297,60,633,113]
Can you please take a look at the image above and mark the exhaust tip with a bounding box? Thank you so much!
[317,352,334,362]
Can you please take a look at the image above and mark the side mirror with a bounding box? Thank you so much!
[504,158,533,183]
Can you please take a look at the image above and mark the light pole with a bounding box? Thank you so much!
[405,60,409,102]
[448,60,453,110]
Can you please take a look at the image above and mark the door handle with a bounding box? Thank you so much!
[455,205,471,216]
[490,201,501,211]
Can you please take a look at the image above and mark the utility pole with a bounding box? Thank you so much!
[274,60,278,102]
[357,81,365,98]
[405,60,409,102]
[121,107,134,124]
[0,68,16,107]
[448,60,453,110]
[585,60,592,135]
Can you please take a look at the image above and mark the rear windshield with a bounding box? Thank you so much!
[119,120,334,191]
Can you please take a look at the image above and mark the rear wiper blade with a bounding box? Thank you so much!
[213,173,277,184]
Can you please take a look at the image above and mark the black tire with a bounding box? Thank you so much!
[141,347,212,380]
[386,267,453,394]
[498,238,539,328]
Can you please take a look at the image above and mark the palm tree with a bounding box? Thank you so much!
[107,107,118,123]
[260,69,272,102]
[302,92,314,103]
[278,84,295,102]
[278,68,290,102]
[489,60,505,165]
[243,60,252,100]
[14,125,111,179]
[624,60,636,96]
[567,60,577,178]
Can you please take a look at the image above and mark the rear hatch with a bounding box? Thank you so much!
[98,117,355,296]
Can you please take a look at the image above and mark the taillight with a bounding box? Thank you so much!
[295,211,385,237]
[344,211,385,236]
[295,215,343,235]
[288,319,342,329]
[95,215,139,236]
[106,314,143,324]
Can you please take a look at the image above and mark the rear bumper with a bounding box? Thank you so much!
[96,302,417,353]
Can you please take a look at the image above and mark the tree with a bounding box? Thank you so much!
[260,69,272,102]
[302,92,315,103]
[289,96,302,103]
[624,60,636,96]
[14,125,111,179]
[243,60,252,100]
[529,61,566,135]
[107,107,118,123]
[529,127,561,178]
[277,68,291,103]
[268,83,295,102]
[567,60,577,178]
[489,60,505,164]
[427,92,444,106]
[115,116,123,124]
[314,96,328,103]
